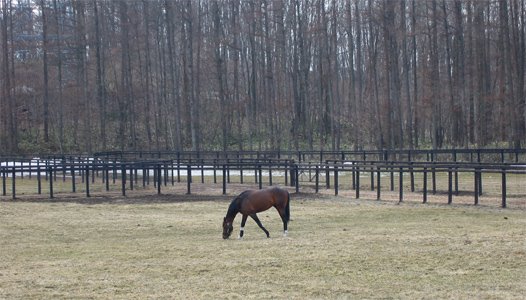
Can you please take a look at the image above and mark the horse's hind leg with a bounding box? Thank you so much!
[250,214,270,238]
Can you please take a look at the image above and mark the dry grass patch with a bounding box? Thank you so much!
[1,195,525,299]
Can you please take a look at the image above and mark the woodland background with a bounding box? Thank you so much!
[1,0,525,155]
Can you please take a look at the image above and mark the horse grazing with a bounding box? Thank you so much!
[222,187,290,239]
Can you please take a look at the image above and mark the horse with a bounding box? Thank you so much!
[222,187,290,239]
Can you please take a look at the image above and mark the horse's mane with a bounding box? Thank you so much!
[226,190,252,219]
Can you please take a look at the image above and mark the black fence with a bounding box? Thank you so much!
[1,150,525,208]
[298,160,525,208]
[94,148,526,163]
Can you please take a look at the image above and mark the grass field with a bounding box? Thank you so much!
[1,192,525,299]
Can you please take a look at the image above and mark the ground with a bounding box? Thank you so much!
[1,189,525,299]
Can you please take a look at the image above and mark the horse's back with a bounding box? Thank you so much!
[239,187,288,214]
[268,187,289,204]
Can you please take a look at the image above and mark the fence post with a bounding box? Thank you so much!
[290,163,296,187]
[222,164,227,195]
[269,165,273,186]
[238,161,243,184]
[307,162,313,182]
[334,166,338,196]
[129,165,134,191]
[478,170,483,196]
[62,160,66,183]
[390,162,394,191]
[91,160,95,184]
[213,159,217,184]
[431,163,437,195]
[37,164,42,195]
[453,152,459,195]
[376,166,381,200]
[326,161,330,189]
[71,164,76,193]
[474,169,479,205]
[170,160,175,186]
[295,164,299,193]
[154,164,158,188]
[105,163,110,191]
[258,165,263,190]
[455,166,459,196]
[315,164,319,193]
[164,163,168,186]
[11,167,16,199]
[423,167,427,203]
[142,165,147,187]
[45,160,49,182]
[352,162,356,190]
[355,165,360,199]
[399,167,403,202]
[201,160,205,184]
[187,165,191,195]
[448,169,453,204]
[501,169,507,208]
[370,165,375,191]
[49,167,54,199]
[85,163,90,197]
[157,165,162,195]
[121,164,126,196]
[173,155,179,183]
[284,162,288,186]
[1,167,6,196]
[410,162,415,192]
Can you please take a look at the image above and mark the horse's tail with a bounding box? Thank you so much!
[284,191,290,223]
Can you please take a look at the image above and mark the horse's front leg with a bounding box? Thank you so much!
[250,214,270,238]
[239,214,248,239]
[276,208,289,237]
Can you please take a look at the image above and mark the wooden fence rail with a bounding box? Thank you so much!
[92,148,526,163]
[1,154,525,208]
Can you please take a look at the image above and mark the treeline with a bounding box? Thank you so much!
[1,0,525,154]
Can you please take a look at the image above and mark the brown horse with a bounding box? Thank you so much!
[222,187,290,239]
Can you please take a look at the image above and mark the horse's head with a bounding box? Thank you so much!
[222,217,233,239]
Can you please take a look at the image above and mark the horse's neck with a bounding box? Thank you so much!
[226,198,241,220]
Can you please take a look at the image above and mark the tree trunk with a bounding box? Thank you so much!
[41,0,50,143]
[164,0,182,151]
[52,0,65,152]
[401,0,413,149]
[213,0,228,151]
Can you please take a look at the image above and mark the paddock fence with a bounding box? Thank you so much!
[1,149,525,208]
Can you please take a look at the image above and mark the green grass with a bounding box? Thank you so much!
[1,194,525,299]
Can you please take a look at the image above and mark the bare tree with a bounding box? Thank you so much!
[40,0,50,143]
[1,0,526,154]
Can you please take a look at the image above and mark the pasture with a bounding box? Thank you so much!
[1,191,525,299]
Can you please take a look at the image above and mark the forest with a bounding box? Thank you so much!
[1,0,525,155]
